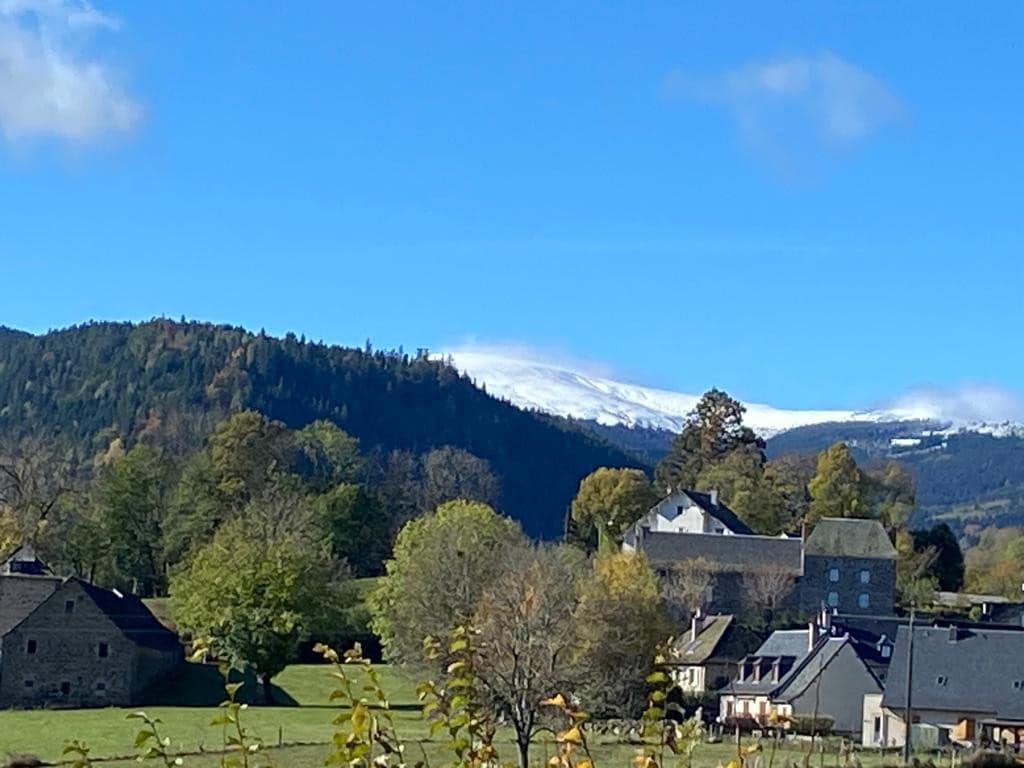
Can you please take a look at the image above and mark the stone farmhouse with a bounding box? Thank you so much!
[0,546,182,708]
[625,490,898,617]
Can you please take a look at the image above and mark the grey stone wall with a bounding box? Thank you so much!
[0,581,180,708]
[800,555,895,616]
[0,581,137,707]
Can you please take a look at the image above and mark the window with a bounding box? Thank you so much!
[26,639,37,655]
[96,682,106,692]
[858,593,870,609]
[827,591,840,608]
[64,600,75,614]
[23,680,33,688]
[98,642,109,658]
[828,568,840,583]
[60,681,71,696]
[859,569,871,584]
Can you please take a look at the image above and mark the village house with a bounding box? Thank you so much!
[624,489,753,544]
[0,546,182,708]
[866,624,1024,751]
[667,613,745,694]
[626,495,897,618]
[799,518,897,615]
[718,615,889,735]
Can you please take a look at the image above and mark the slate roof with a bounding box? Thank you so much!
[683,491,755,536]
[723,630,881,702]
[0,574,61,635]
[639,531,804,574]
[756,629,812,658]
[76,580,182,652]
[774,637,875,703]
[804,518,897,559]
[883,625,1024,721]
[0,544,53,576]
[671,614,734,664]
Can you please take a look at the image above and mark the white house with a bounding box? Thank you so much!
[623,489,753,552]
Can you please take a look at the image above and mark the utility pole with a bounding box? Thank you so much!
[902,606,916,765]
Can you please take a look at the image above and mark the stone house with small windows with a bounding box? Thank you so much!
[798,518,897,615]
[0,548,181,708]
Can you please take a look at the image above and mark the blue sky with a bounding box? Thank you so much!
[1,1,1022,411]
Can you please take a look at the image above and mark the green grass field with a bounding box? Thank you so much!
[0,662,910,768]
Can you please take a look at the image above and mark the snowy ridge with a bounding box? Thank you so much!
[441,350,1024,439]
[444,350,880,437]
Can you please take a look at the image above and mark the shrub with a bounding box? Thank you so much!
[788,714,835,737]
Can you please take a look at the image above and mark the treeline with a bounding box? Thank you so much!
[0,319,637,537]
[0,411,503,596]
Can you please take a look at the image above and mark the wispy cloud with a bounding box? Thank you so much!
[665,52,906,178]
[880,384,1024,425]
[0,0,140,145]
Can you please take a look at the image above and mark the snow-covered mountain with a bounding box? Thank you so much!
[442,349,1024,439]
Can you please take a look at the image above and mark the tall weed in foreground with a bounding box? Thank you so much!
[317,641,408,768]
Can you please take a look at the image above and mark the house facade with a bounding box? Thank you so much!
[667,613,745,694]
[719,621,886,735]
[629,516,897,619]
[799,519,897,616]
[0,563,181,708]
[871,624,1024,750]
[624,489,753,550]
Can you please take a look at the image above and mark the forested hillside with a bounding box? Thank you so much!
[0,320,637,537]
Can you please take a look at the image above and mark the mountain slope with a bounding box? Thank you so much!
[0,321,639,538]
[446,350,892,436]
[445,349,1024,439]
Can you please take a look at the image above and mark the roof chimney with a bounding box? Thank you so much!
[710,489,719,507]
[690,607,703,643]
[808,621,819,652]
[947,625,958,643]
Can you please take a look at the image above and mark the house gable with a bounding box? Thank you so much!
[0,579,139,707]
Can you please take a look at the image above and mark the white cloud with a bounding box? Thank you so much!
[0,0,139,144]
[880,384,1024,426]
[665,52,905,176]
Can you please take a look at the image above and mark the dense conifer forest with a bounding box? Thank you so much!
[0,320,638,538]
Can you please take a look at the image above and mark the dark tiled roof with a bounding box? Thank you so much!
[671,614,734,664]
[0,574,61,635]
[774,637,878,702]
[77,580,181,652]
[684,491,755,536]
[757,629,811,658]
[804,518,897,559]
[640,531,804,574]
[883,625,1024,720]
[0,544,53,576]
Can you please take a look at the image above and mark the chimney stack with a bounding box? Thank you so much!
[807,621,819,652]
[710,489,719,507]
[690,607,704,643]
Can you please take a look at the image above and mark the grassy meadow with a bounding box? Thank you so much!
[0,661,916,768]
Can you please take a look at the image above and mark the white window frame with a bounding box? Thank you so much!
[828,568,840,583]
[827,591,840,608]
